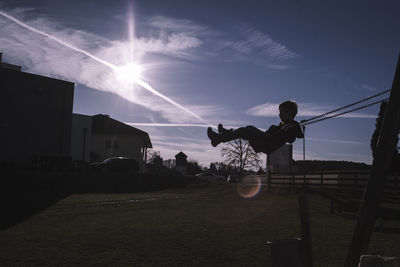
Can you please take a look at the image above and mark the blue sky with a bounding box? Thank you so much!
[1,0,399,167]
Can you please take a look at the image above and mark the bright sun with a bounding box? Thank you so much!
[115,62,143,84]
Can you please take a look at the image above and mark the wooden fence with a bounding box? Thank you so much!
[253,171,400,192]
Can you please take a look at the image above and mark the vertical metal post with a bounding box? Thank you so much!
[302,126,307,186]
[302,126,306,161]
[345,54,400,267]
[267,153,272,189]
[299,191,313,267]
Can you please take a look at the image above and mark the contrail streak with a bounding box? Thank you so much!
[0,11,115,69]
[0,10,210,125]
[127,122,215,128]
[126,122,244,131]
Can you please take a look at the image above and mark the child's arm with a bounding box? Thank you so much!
[265,125,281,135]
[251,121,303,154]
[281,121,304,141]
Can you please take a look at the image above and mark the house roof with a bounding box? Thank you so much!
[0,52,22,71]
[175,151,187,159]
[92,114,152,148]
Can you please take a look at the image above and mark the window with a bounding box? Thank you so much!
[105,140,111,148]
[113,140,119,149]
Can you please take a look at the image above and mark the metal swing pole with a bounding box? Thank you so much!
[345,54,400,267]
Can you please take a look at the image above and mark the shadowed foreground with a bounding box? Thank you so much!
[1,184,399,266]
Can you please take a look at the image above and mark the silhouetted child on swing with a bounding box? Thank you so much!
[207,100,304,154]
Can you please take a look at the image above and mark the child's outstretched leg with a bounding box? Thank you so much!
[218,124,233,134]
[207,125,265,147]
[208,127,236,147]
[207,127,222,147]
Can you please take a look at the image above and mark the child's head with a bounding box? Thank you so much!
[279,100,298,122]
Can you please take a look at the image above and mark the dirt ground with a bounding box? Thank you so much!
[1,183,399,266]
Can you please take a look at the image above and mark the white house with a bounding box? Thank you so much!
[90,114,152,170]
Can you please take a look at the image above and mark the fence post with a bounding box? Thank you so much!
[320,174,323,187]
[267,168,272,189]
[267,154,271,190]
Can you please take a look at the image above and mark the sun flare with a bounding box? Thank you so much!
[115,62,143,84]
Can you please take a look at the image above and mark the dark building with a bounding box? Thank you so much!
[0,53,21,71]
[175,151,187,174]
[70,113,92,162]
[175,151,187,166]
[0,55,74,168]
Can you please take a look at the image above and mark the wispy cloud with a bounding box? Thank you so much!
[230,25,298,61]
[127,123,212,128]
[306,137,365,145]
[142,16,298,68]
[0,8,215,124]
[144,16,210,35]
[246,102,377,119]
[0,8,297,125]
[126,120,243,130]
[362,84,378,92]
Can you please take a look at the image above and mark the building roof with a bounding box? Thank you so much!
[92,114,152,148]
[0,52,21,71]
[0,62,74,86]
[175,151,187,159]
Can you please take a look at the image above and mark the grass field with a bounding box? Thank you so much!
[1,182,399,266]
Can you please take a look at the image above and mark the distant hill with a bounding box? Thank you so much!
[293,160,371,172]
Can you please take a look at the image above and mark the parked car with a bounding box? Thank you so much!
[90,157,139,172]
[195,171,225,182]
[227,175,239,183]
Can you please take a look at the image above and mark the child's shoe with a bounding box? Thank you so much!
[207,127,221,147]
[218,124,233,134]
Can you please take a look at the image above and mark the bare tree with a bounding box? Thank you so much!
[221,139,262,174]
[147,150,162,165]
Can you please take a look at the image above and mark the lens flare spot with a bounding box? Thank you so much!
[236,176,262,199]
